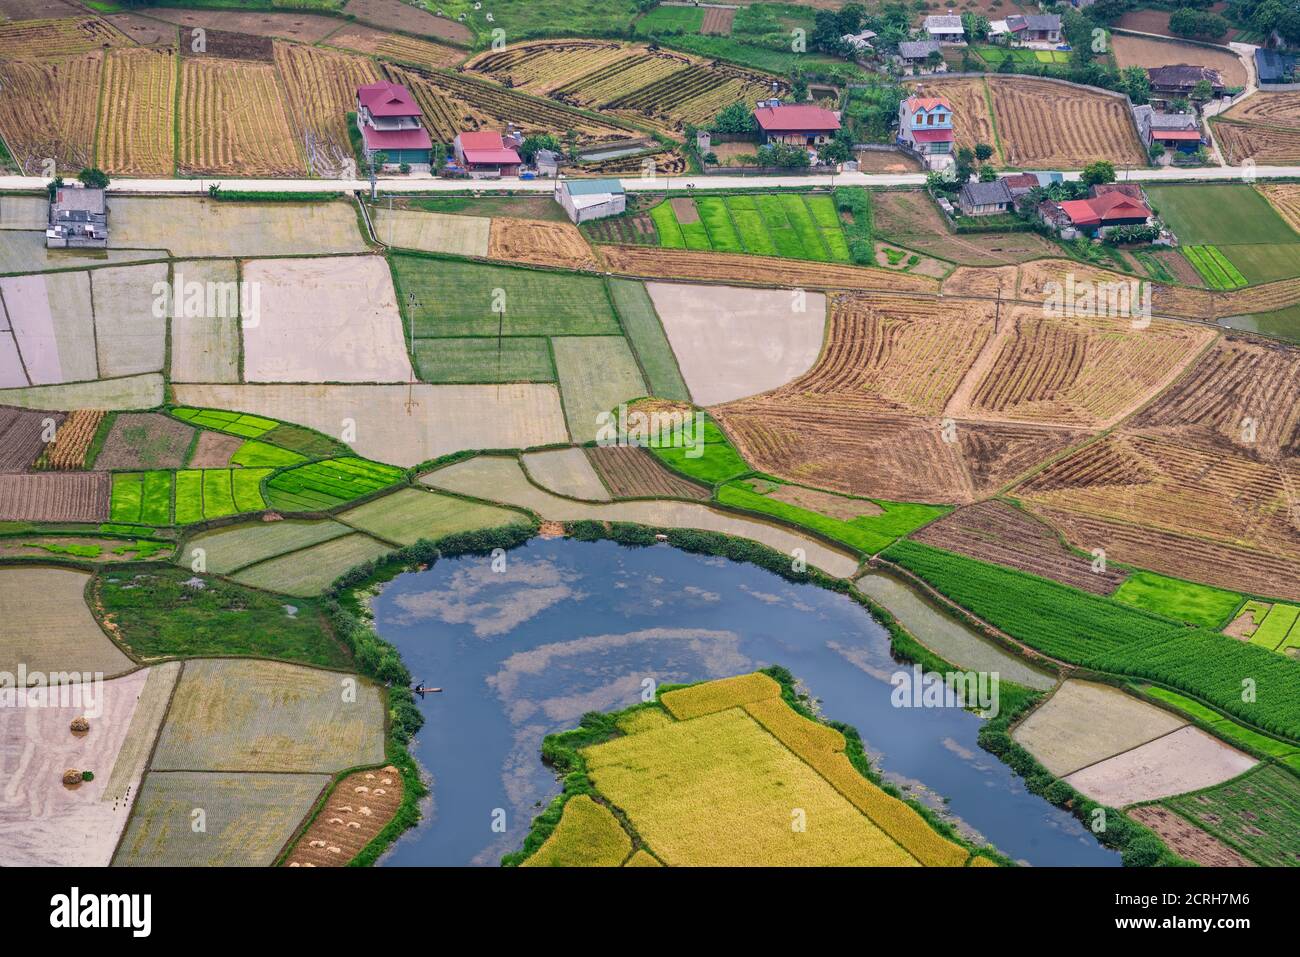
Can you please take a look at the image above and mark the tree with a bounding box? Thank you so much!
[1087,0,1135,22]
[1121,66,1151,105]
[925,49,944,71]
[974,142,994,162]
[565,129,579,161]
[1190,78,1214,103]
[790,71,809,103]
[1148,140,1166,163]
[1081,160,1116,185]
[961,12,991,42]
[77,167,109,189]
[1168,8,1229,39]
[979,165,998,182]
[756,142,811,168]
[713,101,756,135]
[519,133,560,163]
[837,2,866,34]
[46,175,64,202]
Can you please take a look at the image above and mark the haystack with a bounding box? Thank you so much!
[70,716,90,735]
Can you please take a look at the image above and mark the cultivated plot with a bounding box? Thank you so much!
[521,448,612,501]
[91,264,168,379]
[150,658,386,773]
[176,519,354,575]
[338,486,529,545]
[0,472,109,524]
[0,566,132,675]
[168,259,242,384]
[0,272,96,386]
[551,336,647,442]
[242,256,414,383]
[0,663,179,866]
[646,283,825,406]
[232,531,394,596]
[372,206,491,257]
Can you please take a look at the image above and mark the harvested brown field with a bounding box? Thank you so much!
[179,27,271,61]
[0,0,85,19]
[805,293,996,416]
[343,0,471,43]
[1127,805,1254,867]
[954,306,1215,429]
[35,409,103,470]
[466,39,781,133]
[274,41,380,177]
[0,406,60,472]
[873,190,1060,265]
[942,265,1017,299]
[488,218,597,271]
[987,76,1145,168]
[852,148,922,173]
[186,430,243,468]
[1110,34,1247,88]
[93,412,194,471]
[140,9,342,43]
[386,62,634,147]
[595,245,938,292]
[585,445,710,500]
[0,17,121,58]
[1128,335,1300,459]
[1144,248,1203,287]
[582,147,687,176]
[748,478,883,519]
[910,500,1125,593]
[1219,275,1300,317]
[284,765,403,867]
[1213,120,1300,166]
[1221,91,1300,130]
[102,13,177,48]
[0,472,109,522]
[177,56,303,176]
[0,53,101,173]
[702,7,735,33]
[1258,184,1300,233]
[96,47,176,176]
[325,25,464,69]
[1018,432,1299,565]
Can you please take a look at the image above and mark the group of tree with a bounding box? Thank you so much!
[1169,8,1231,40]
[46,167,109,200]
[1231,0,1300,44]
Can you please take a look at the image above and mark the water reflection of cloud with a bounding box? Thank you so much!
[826,639,894,684]
[385,558,584,637]
[488,627,749,700]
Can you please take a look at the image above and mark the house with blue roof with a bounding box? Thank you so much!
[555,178,626,223]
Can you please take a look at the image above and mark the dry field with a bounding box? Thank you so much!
[583,147,687,176]
[942,265,1018,298]
[521,447,611,501]
[0,374,165,412]
[274,41,380,177]
[873,190,1061,266]
[466,40,780,133]
[177,57,303,176]
[422,455,861,577]
[1064,726,1257,808]
[342,0,471,43]
[373,206,489,255]
[0,472,108,522]
[585,445,710,500]
[167,259,241,383]
[910,500,1126,593]
[173,382,569,467]
[1258,184,1300,233]
[140,9,343,43]
[150,658,386,773]
[1126,805,1254,867]
[1110,34,1247,88]
[92,412,193,470]
[1011,680,1187,777]
[386,62,633,147]
[0,406,60,471]
[284,765,403,867]
[953,307,1215,429]
[1221,91,1300,130]
[488,218,597,271]
[1214,119,1300,166]
[0,664,178,867]
[595,245,937,292]
[36,408,104,470]
[987,77,1145,168]
[0,566,132,675]
[645,283,825,406]
[241,256,413,384]
[0,17,121,58]
[96,47,176,176]
[0,54,101,173]
[326,25,464,70]
[101,12,176,47]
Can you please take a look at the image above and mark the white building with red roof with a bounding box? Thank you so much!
[752,102,841,147]
[897,94,954,169]
[355,80,432,169]
[453,131,523,178]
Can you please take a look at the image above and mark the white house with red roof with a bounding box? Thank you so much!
[897,94,954,169]
[752,102,841,147]
[355,80,432,170]
[1049,187,1153,236]
[453,131,523,177]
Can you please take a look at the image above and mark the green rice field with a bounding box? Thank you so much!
[648,193,852,263]
[1161,765,1300,867]
[1183,245,1247,289]
[1111,570,1243,628]
[171,407,277,439]
[265,457,406,512]
[608,279,691,402]
[412,337,556,384]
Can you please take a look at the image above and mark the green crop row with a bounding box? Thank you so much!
[172,407,277,439]
[646,192,851,264]
[1184,245,1247,290]
[266,457,405,512]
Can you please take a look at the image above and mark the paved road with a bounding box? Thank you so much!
[2,165,1298,196]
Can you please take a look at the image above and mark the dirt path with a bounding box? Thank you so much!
[943,311,1015,420]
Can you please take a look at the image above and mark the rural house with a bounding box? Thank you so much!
[894,39,944,72]
[452,130,523,177]
[1146,64,1225,98]
[842,29,877,53]
[355,80,433,170]
[897,95,954,168]
[958,178,1015,216]
[1133,106,1203,153]
[1256,48,1296,85]
[555,178,626,223]
[1048,187,1152,237]
[46,185,107,248]
[1005,13,1062,43]
[752,102,841,147]
[923,14,965,44]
